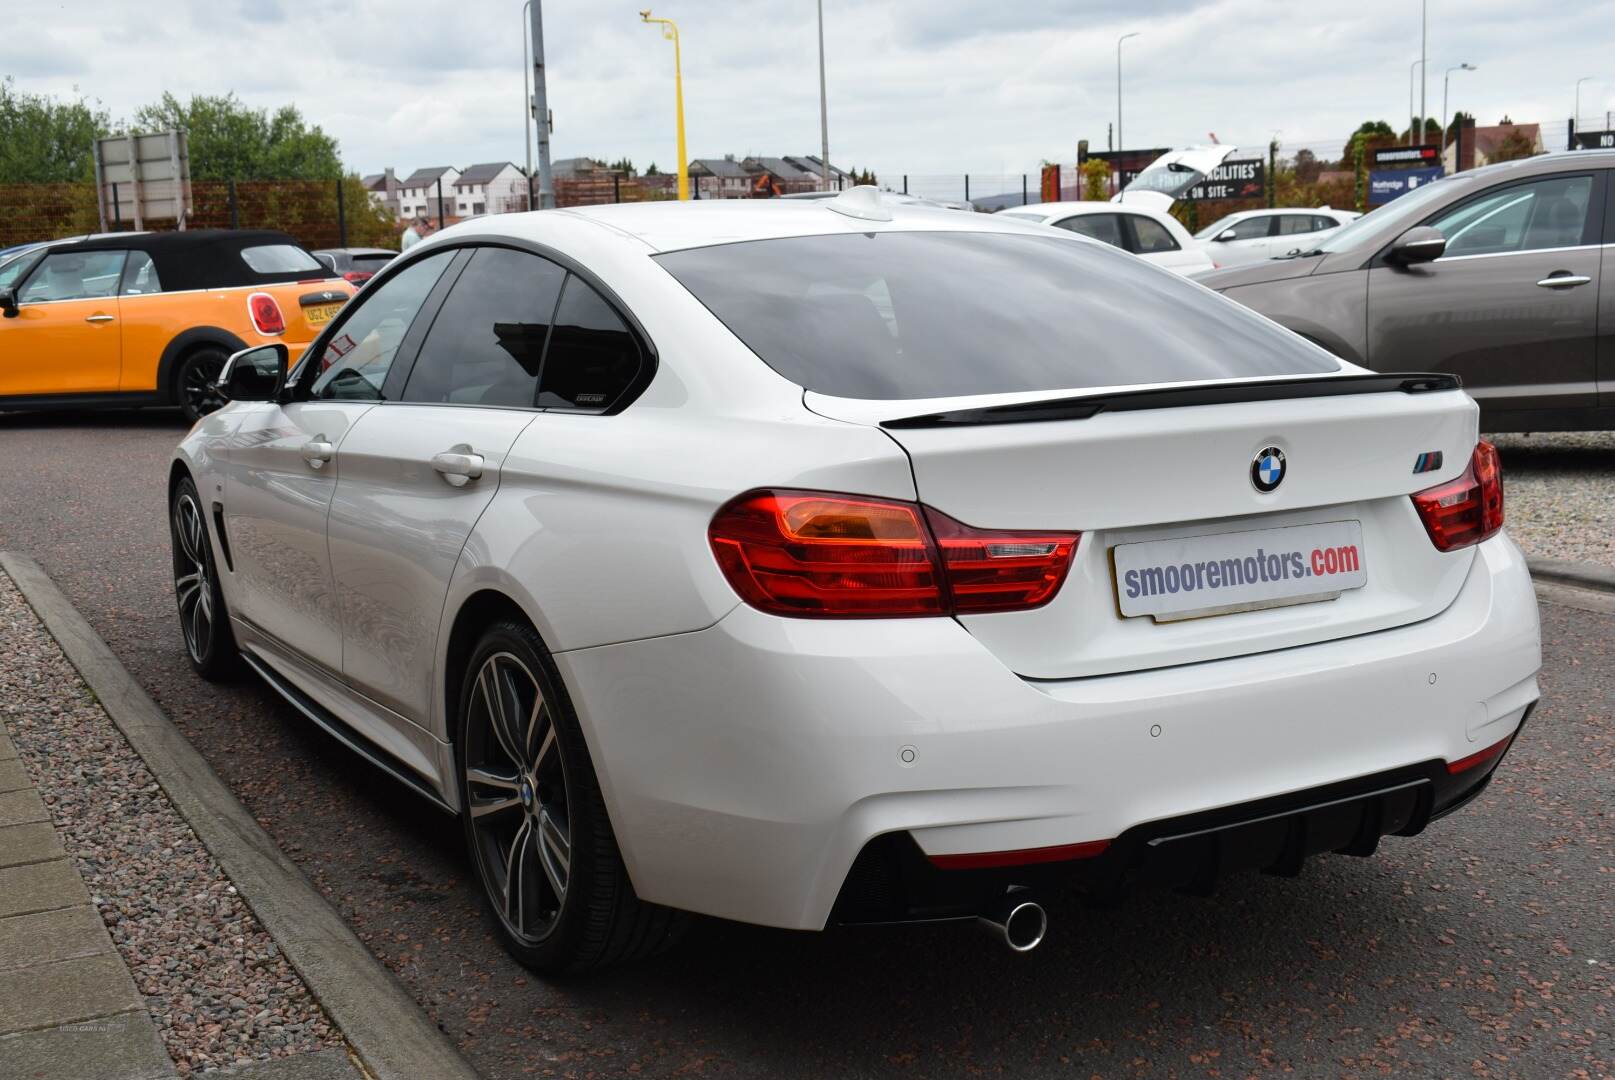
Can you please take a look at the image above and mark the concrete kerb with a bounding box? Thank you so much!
[1527,556,1615,595]
[0,552,481,1080]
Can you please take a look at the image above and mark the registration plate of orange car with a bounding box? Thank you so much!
[305,303,343,325]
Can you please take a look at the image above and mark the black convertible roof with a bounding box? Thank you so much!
[49,229,330,292]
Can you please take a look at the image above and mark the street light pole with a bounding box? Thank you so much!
[817,0,830,192]
[641,9,689,201]
[1419,0,1427,145]
[522,0,533,208]
[1408,59,1424,145]
[1575,76,1594,130]
[1116,31,1139,155]
[1442,62,1476,153]
[529,0,554,209]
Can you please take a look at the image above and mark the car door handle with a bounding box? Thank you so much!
[300,438,335,469]
[85,314,116,323]
[1536,274,1591,289]
[431,446,484,487]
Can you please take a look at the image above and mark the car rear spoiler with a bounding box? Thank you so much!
[881,373,1462,429]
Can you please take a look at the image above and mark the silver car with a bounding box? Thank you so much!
[1199,150,1614,432]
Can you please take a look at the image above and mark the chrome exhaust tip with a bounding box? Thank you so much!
[978,891,1047,953]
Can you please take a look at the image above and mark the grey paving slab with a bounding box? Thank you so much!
[0,787,49,828]
[0,1009,176,1079]
[0,905,112,973]
[0,820,65,869]
[0,729,15,761]
[0,858,88,919]
[0,952,144,1035]
[0,757,27,794]
[211,1047,364,1080]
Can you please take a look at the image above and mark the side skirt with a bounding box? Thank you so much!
[0,390,167,411]
[239,650,457,816]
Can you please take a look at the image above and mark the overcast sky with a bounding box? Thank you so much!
[9,0,1615,190]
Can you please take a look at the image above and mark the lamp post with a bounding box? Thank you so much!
[1442,62,1476,152]
[528,0,554,209]
[1408,58,1424,145]
[522,0,532,208]
[640,9,689,201]
[1575,76,1594,130]
[817,0,830,192]
[1116,31,1140,157]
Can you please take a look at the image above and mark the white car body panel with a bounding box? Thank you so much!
[1200,208,1362,267]
[170,194,1543,937]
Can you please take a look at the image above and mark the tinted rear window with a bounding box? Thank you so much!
[240,244,323,274]
[353,253,396,269]
[656,231,1336,400]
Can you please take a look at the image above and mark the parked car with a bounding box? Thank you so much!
[172,190,1539,972]
[1194,207,1360,267]
[0,232,152,289]
[312,247,398,287]
[0,230,353,421]
[995,201,1213,274]
[1198,150,1614,432]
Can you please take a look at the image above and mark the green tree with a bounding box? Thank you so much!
[645,162,660,175]
[132,92,341,180]
[608,157,635,175]
[1445,110,1475,146]
[1341,120,1395,164]
[1489,127,1538,163]
[0,77,112,183]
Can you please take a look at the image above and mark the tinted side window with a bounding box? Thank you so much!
[1054,214,1125,249]
[1312,215,1339,232]
[19,251,127,302]
[1430,175,1594,257]
[402,247,565,408]
[1129,216,1180,253]
[538,277,644,411]
[310,249,454,401]
[1278,215,1319,235]
[1225,216,1272,240]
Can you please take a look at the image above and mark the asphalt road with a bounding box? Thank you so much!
[1,408,1611,1080]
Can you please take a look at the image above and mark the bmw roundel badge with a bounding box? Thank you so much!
[1251,446,1287,493]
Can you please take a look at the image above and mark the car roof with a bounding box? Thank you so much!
[36,229,325,291]
[1003,201,1169,220]
[448,197,1057,255]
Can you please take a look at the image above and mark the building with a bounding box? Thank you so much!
[782,155,853,189]
[688,157,751,198]
[398,166,461,220]
[361,168,400,218]
[453,162,529,216]
[1443,120,1544,172]
[551,157,607,180]
[743,156,820,196]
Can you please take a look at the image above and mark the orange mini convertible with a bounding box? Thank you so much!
[0,229,355,420]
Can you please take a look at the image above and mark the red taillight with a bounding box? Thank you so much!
[1447,732,1514,775]
[924,506,1079,614]
[247,292,285,336]
[928,839,1110,870]
[708,489,1079,618]
[1411,441,1504,552]
[342,270,373,285]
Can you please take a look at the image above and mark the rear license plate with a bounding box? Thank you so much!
[1113,520,1366,622]
[304,302,343,325]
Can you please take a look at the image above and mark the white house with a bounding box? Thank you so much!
[398,166,460,221]
[453,163,529,216]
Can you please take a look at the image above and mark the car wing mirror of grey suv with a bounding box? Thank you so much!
[1388,226,1446,265]
[217,343,289,403]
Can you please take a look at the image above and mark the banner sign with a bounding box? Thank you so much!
[1182,159,1265,202]
[1369,166,1443,204]
[1372,144,1440,166]
[1574,130,1615,149]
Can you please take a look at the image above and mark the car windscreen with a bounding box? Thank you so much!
[655,231,1339,401]
[1310,176,1469,254]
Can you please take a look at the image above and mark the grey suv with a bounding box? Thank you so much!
[1199,150,1614,432]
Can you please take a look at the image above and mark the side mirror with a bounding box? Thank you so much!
[1388,226,1446,265]
[1216,229,1238,242]
[0,286,17,318]
[217,344,288,402]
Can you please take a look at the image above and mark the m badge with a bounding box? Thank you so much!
[1251,447,1287,493]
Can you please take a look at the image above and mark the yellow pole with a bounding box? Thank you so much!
[640,10,689,200]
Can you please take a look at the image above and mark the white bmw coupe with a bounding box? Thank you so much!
[171,188,1542,971]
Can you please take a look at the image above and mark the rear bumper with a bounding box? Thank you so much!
[557,533,1541,930]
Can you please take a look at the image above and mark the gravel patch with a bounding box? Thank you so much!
[0,572,343,1074]
[1485,431,1615,570]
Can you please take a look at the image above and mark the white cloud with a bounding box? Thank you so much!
[6,0,1615,189]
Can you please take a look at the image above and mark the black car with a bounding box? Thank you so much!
[311,247,397,287]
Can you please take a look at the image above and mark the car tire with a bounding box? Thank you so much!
[174,346,231,422]
[169,475,242,680]
[455,618,688,973]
